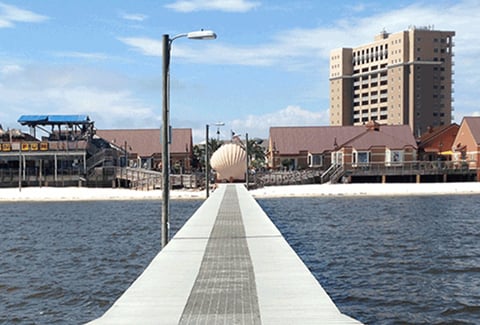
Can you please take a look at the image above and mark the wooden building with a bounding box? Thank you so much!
[268,122,416,171]
[96,128,193,173]
[417,124,459,161]
[452,117,480,175]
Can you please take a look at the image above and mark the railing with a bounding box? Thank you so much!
[256,169,323,187]
[320,163,340,183]
[344,160,473,176]
[115,167,200,190]
[0,167,85,187]
[329,165,345,183]
[255,160,477,187]
[86,149,117,170]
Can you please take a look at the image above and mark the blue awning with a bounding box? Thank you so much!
[17,115,92,125]
[47,115,91,123]
[17,115,49,124]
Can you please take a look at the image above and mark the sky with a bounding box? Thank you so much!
[0,0,479,143]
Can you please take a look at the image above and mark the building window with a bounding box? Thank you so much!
[353,151,370,166]
[308,154,323,167]
[386,149,404,165]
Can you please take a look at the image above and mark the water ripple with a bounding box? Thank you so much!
[0,199,202,324]
[259,195,480,325]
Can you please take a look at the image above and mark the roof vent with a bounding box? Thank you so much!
[365,120,381,131]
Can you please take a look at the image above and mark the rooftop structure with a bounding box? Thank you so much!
[18,115,94,140]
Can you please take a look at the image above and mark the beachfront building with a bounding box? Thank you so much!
[0,115,98,187]
[417,123,459,161]
[265,122,477,184]
[0,115,197,188]
[330,122,417,182]
[452,117,480,177]
[96,128,193,173]
[268,125,366,170]
[268,123,415,169]
[330,26,455,136]
[267,123,418,182]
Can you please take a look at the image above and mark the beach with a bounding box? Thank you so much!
[1,182,480,202]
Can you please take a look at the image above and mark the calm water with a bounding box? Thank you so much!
[0,200,202,324]
[1,195,479,324]
[259,195,480,324]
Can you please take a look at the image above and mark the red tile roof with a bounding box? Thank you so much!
[270,124,416,154]
[270,126,364,155]
[343,125,417,149]
[96,128,192,157]
[418,124,458,145]
[463,117,480,145]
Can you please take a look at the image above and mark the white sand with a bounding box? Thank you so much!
[249,182,480,198]
[1,182,480,202]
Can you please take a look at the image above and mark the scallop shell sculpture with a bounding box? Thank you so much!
[210,143,246,181]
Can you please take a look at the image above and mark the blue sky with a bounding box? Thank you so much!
[0,0,479,143]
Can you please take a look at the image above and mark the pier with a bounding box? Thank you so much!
[87,184,361,324]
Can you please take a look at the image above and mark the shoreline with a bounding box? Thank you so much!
[249,182,480,198]
[1,182,480,202]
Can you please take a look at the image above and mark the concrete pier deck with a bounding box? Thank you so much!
[87,184,362,324]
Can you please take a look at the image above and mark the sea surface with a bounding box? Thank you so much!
[1,195,479,324]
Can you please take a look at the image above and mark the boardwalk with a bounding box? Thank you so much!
[87,184,361,324]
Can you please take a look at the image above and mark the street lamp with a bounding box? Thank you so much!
[205,121,224,198]
[214,121,224,141]
[161,29,216,249]
[205,124,210,198]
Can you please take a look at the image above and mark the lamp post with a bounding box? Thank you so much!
[161,30,216,249]
[205,122,224,198]
[205,124,210,198]
[245,132,249,190]
[214,121,224,141]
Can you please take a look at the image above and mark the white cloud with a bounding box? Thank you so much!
[165,0,260,13]
[120,1,480,77]
[0,2,48,28]
[0,63,159,130]
[53,51,110,61]
[187,106,329,143]
[229,105,329,139]
[1,63,23,75]
[118,37,162,57]
[120,12,148,22]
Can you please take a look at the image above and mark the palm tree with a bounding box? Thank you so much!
[192,138,224,171]
[247,138,266,170]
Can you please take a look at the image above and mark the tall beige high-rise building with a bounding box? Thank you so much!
[329,26,455,136]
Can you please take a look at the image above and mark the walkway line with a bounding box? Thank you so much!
[179,185,261,324]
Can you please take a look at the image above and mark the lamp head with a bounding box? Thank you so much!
[187,30,217,40]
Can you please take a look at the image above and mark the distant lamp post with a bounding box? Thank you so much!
[161,29,216,249]
[245,133,249,189]
[205,124,210,198]
[206,121,225,198]
[214,122,224,141]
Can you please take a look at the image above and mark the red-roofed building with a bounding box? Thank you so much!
[417,124,459,161]
[452,117,480,175]
[268,123,417,171]
[337,123,417,168]
[96,128,193,173]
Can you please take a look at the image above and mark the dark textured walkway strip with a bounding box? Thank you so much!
[179,185,261,325]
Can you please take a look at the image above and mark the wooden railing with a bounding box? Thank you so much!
[343,160,474,176]
[115,167,200,190]
[255,160,477,187]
